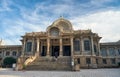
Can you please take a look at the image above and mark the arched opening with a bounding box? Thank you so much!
[74,39,80,51]
[51,46,59,57]
[50,39,59,57]
[50,27,59,37]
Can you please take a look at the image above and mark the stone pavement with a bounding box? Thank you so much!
[0,68,120,77]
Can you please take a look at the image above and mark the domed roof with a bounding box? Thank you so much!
[46,17,73,33]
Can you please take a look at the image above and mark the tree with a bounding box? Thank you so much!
[3,57,16,68]
[118,62,120,67]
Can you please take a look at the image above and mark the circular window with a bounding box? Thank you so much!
[50,27,59,36]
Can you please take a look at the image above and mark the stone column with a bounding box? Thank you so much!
[91,36,95,55]
[36,38,40,57]
[22,37,26,56]
[47,38,50,56]
[115,47,118,64]
[59,38,63,57]
[40,40,43,56]
[115,47,118,56]
[80,36,84,55]
[71,37,74,56]
[70,37,74,70]
[32,38,35,55]
[106,47,109,57]
[97,41,101,56]
[106,47,110,65]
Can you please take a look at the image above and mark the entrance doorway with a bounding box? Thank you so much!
[51,46,59,57]
[41,46,47,56]
[63,46,71,56]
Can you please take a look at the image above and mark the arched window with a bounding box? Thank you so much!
[84,40,90,51]
[26,42,32,52]
[12,51,17,56]
[74,39,80,51]
[50,27,59,37]
[100,48,107,57]
[6,51,10,56]
[109,48,115,56]
[118,48,120,55]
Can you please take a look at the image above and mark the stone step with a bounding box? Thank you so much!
[30,61,71,65]
[25,65,72,71]
[24,57,72,70]
[35,57,71,62]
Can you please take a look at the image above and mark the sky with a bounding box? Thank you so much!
[0,0,120,45]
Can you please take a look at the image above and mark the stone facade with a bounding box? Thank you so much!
[0,18,120,70]
[0,45,22,66]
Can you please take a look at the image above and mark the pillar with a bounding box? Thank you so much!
[97,41,101,56]
[59,38,63,56]
[106,47,110,65]
[47,38,50,56]
[115,47,118,56]
[22,37,26,56]
[106,47,109,57]
[36,38,40,56]
[80,36,84,55]
[115,47,118,64]
[71,37,74,56]
[91,36,95,55]
[40,40,43,56]
[32,38,35,55]
[70,37,74,70]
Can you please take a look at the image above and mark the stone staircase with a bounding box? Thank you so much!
[24,56,72,71]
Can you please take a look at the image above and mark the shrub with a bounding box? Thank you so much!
[118,62,120,67]
[3,57,16,68]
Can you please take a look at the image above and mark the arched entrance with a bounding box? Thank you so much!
[51,46,59,57]
[50,39,59,57]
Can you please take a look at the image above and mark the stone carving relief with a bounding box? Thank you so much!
[58,21,71,32]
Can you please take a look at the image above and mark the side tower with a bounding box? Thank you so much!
[73,30,102,68]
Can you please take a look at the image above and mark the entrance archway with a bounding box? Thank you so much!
[41,46,47,56]
[51,46,59,57]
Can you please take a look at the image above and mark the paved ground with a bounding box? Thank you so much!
[0,68,120,77]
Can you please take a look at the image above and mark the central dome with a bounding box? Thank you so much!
[47,18,73,33]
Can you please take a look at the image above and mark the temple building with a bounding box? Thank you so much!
[0,18,120,70]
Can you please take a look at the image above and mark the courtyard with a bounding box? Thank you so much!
[0,68,120,77]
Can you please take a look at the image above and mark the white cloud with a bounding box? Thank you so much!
[1,0,120,45]
[71,10,120,42]
[0,0,12,12]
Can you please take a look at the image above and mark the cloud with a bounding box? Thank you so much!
[71,10,120,42]
[0,0,12,12]
[0,0,120,45]
[0,17,47,45]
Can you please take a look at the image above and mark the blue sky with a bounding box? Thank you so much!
[0,0,120,45]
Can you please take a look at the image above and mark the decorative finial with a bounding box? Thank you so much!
[60,15,63,18]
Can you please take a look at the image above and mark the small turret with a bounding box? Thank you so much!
[0,39,5,45]
[0,39,2,45]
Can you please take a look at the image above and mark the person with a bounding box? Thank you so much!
[55,51,58,58]
[12,63,16,71]
[54,51,58,61]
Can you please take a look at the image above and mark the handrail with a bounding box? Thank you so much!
[24,53,38,65]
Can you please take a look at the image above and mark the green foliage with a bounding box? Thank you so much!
[3,57,16,67]
[22,64,26,69]
[118,62,120,67]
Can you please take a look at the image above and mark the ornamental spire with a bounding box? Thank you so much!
[60,15,64,18]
